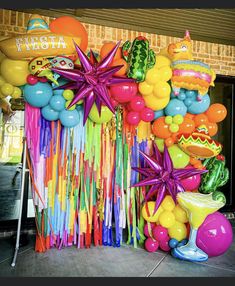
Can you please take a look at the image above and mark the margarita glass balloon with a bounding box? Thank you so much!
[172,192,225,262]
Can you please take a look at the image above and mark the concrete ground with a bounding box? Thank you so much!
[0,226,235,277]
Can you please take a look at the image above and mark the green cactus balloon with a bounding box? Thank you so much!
[199,155,229,195]
[122,36,155,82]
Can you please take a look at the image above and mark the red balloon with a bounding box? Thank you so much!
[27,74,38,85]
[129,96,145,112]
[140,107,154,122]
[109,83,138,103]
[126,111,140,125]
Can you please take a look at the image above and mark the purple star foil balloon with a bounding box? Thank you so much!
[52,41,135,124]
[132,143,208,214]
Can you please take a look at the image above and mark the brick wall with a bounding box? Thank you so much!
[1,9,235,76]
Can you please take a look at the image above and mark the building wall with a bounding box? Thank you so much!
[1,9,235,76]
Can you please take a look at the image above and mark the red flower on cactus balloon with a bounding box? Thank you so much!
[132,143,207,214]
[52,41,135,124]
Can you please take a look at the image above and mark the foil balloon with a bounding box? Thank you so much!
[199,155,229,194]
[122,36,156,82]
[132,142,207,214]
[177,125,222,159]
[29,57,58,85]
[50,56,74,69]
[52,41,134,125]
[0,14,83,60]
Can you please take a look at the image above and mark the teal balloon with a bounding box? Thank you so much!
[24,82,53,108]
[185,90,197,98]
[76,105,83,112]
[184,98,193,107]
[49,95,66,111]
[154,109,164,119]
[41,105,59,121]
[187,94,210,114]
[59,109,80,127]
[178,90,186,101]
[165,98,187,116]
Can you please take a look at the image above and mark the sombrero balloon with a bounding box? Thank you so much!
[0,14,84,60]
[177,125,222,159]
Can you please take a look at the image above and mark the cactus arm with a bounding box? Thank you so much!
[217,167,229,188]
[122,41,131,62]
[147,49,156,69]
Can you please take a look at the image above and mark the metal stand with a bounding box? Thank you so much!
[11,138,29,267]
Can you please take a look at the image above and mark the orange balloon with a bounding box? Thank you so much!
[207,122,218,137]
[112,58,128,76]
[194,162,203,169]
[178,118,195,134]
[205,103,227,123]
[152,117,172,139]
[171,132,179,142]
[49,16,88,52]
[100,43,122,62]
[185,113,194,120]
[165,137,174,147]
[193,114,209,127]
[189,157,200,165]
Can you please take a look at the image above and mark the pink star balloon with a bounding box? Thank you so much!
[52,41,135,124]
[132,143,208,214]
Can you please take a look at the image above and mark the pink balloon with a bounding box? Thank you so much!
[196,212,233,257]
[140,107,154,122]
[181,165,201,191]
[110,97,119,109]
[144,222,155,237]
[38,77,48,83]
[129,96,145,112]
[145,237,159,252]
[159,236,171,252]
[126,111,140,125]
[109,82,138,103]
[27,74,38,85]
[152,225,169,242]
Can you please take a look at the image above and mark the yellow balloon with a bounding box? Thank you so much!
[153,81,171,98]
[11,87,22,99]
[0,75,6,87]
[159,66,172,82]
[143,94,170,110]
[0,83,14,96]
[173,205,189,223]
[168,145,190,169]
[159,210,175,228]
[63,90,74,101]
[138,81,153,96]
[154,55,171,69]
[0,91,6,99]
[65,100,76,111]
[145,68,161,85]
[142,201,163,223]
[154,138,164,152]
[88,104,113,124]
[0,58,29,86]
[161,195,175,211]
[168,221,187,241]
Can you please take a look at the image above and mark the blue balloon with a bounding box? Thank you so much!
[169,238,179,249]
[49,95,66,111]
[76,105,83,112]
[41,105,59,121]
[185,90,197,98]
[184,98,193,107]
[24,82,53,108]
[170,90,176,99]
[154,109,165,119]
[178,90,186,101]
[187,94,210,114]
[180,239,188,245]
[165,98,187,116]
[59,109,80,127]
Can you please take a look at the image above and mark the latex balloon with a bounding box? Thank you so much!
[142,201,163,223]
[153,81,171,98]
[173,205,189,223]
[205,103,227,123]
[154,55,171,69]
[194,114,209,127]
[11,87,22,99]
[154,109,165,119]
[152,225,169,242]
[180,165,201,191]
[126,111,141,125]
[155,138,164,152]
[187,94,210,114]
[169,123,179,133]
[100,42,122,62]
[0,83,14,96]
[0,75,5,86]
[49,95,66,111]
[143,222,155,238]
[27,74,38,85]
[140,107,154,122]
[138,81,153,96]
[88,104,113,124]
[59,109,80,127]
[173,114,184,125]
[159,238,171,252]
[41,105,59,121]
[129,96,145,112]
[168,221,187,241]
[161,195,175,211]
[145,237,159,252]
[109,82,138,103]
[112,58,128,76]
[207,122,218,137]
[65,100,76,111]
[159,66,172,82]
[24,82,53,108]
[63,90,74,100]
[152,117,171,139]
[145,68,161,85]
[168,145,190,168]
[0,58,30,86]
[165,98,187,116]
[178,117,195,134]
[197,212,233,257]
[159,211,175,228]
[165,137,174,147]
[169,238,179,248]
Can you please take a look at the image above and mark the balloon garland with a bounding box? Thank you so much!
[0,13,233,263]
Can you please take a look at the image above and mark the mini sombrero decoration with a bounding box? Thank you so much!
[0,14,83,60]
[177,125,222,159]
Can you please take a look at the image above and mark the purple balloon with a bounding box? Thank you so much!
[145,237,159,252]
[196,212,233,257]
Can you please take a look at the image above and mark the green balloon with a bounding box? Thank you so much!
[168,145,190,168]
[155,138,164,152]
[88,104,113,124]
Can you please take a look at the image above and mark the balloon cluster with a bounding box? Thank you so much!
[142,197,189,253]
